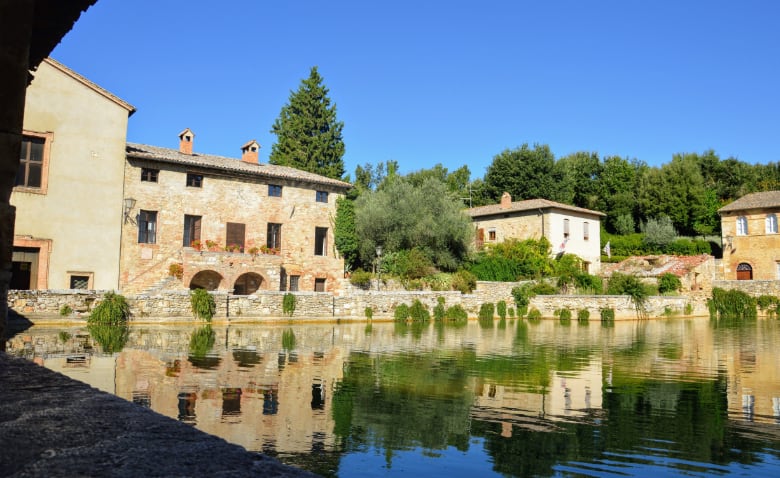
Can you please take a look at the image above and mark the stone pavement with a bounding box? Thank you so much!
[0,353,317,477]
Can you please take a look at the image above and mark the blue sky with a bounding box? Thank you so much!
[51,0,780,180]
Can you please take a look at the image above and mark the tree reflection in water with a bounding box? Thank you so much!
[87,324,129,353]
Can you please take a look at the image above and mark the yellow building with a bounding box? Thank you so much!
[719,190,780,280]
[11,58,135,290]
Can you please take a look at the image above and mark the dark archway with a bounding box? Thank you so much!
[189,270,223,291]
[736,263,753,281]
[233,272,263,295]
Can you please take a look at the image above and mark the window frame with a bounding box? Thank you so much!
[183,214,202,247]
[314,278,326,292]
[316,190,329,203]
[289,275,300,292]
[14,131,52,194]
[67,272,94,290]
[583,221,590,241]
[563,218,570,238]
[487,228,497,241]
[267,223,282,250]
[138,210,158,244]
[766,214,778,234]
[736,216,748,236]
[268,184,283,197]
[141,168,159,183]
[314,227,328,256]
[225,222,246,252]
[186,172,203,188]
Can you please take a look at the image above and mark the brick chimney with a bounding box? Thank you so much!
[500,192,512,209]
[241,140,260,164]
[178,128,195,155]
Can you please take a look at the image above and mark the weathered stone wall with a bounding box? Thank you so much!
[720,207,780,280]
[712,280,780,297]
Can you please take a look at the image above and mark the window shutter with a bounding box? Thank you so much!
[226,222,246,250]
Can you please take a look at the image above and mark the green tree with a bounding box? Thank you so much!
[595,156,646,233]
[483,144,558,202]
[553,151,602,209]
[334,196,359,271]
[269,66,345,179]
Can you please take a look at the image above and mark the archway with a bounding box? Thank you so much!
[189,270,223,290]
[233,272,263,295]
[736,263,753,281]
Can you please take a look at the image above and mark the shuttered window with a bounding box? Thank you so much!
[267,223,282,250]
[138,210,157,244]
[226,222,246,251]
[183,215,202,247]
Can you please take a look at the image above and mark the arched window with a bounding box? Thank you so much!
[736,262,753,281]
[736,216,748,236]
[767,214,778,234]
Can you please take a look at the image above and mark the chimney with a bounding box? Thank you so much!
[241,140,260,164]
[178,128,195,155]
[500,192,512,209]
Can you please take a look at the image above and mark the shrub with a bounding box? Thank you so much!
[59,304,73,316]
[190,289,216,322]
[451,269,477,294]
[527,308,542,320]
[684,302,694,315]
[607,273,648,319]
[574,274,603,294]
[658,273,682,294]
[756,295,780,311]
[384,248,435,280]
[426,273,452,291]
[58,331,72,342]
[478,303,495,321]
[350,269,373,289]
[168,263,183,279]
[394,303,410,321]
[600,308,615,323]
[409,299,430,322]
[364,306,373,320]
[508,307,515,318]
[433,297,446,322]
[89,291,131,326]
[577,309,590,322]
[531,282,557,295]
[496,300,507,320]
[445,305,468,322]
[558,309,572,321]
[511,283,533,316]
[642,215,677,249]
[282,293,296,317]
[708,288,756,321]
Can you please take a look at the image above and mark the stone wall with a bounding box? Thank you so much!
[712,280,780,297]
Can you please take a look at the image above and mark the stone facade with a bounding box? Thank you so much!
[719,191,780,281]
[120,133,351,295]
[466,193,605,274]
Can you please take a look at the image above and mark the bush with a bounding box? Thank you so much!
[577,309,590,322]
[168,263,183,279]
[558,309,572,321]
[190,289,216,322]
[89,291,131,326]
[496,300,507,320]
[658,273,682,294]
[527,308,542,320]
[642,216,677,248]
[350,269,373,289]
[384,248,435,280]
[282,293,296,317]
[511,284,533,316]
[59,304,73,316]
[508,307,515,318]
[756,295,780,311]
[425,273,452,291]
[409,299,430,322]
[607,273,648,319]
[600,308,615,323]
[394,303,410,321]
[478,303,495,321]
[445,305,468,321]
[709,288,756,321]
[451,269,477,294]
[574,273,603,294]
[433,297,446,322]
[364,306,373,320]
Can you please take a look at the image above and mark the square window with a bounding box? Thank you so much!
[314,278,326,292]
[69,275,90,289]
[138,210,157,244]
[141,168,159,182]
[314,227,328,256]
[488,229,496,241]
[15,132,51,193]
[736,216,748,236]
[186,173,203,188]
[269,184,282,197]
[290,275,300,292]
[226,222,246,252]
[316,191,329,203]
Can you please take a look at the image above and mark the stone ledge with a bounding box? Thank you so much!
[0,353,317,477]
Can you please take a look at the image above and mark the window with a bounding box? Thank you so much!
[563,218,570,238]
[314,227,328,256]
[314,278,326,292]
[183,215,202,247]
[141,168,159,182]
[289,275,300,292]
[767,214,778,234]
[488,229,496,241]
[316,191,328,203]
[584,221,590,241]
[15,133,51,192]
[186,173,203,188]
[736,216,748,236]
[138,210,157,243]
[267,223,282,250]
[68,273,92,290]
[226,222,246,252]
[268,184,282,197]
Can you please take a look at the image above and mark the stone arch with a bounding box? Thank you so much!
[189,270,223,291]
[233,272,264,295]
[736,263,753,281]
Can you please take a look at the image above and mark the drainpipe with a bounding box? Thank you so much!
[538,209,545,238]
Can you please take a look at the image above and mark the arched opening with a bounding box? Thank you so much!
[736,263,753,281]
[233,272,263,295]
[189,270,223,290]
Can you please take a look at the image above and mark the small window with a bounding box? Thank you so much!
[141,168,159,182]
[314,227,328,256]
[289,275,300,292]
[267,223,282,250]
[68,274,92,290]
[316,191,329,203]
[183,215,202,247]
[584,221,590,241]
[766,214,777,234]
[15,133,51,192]
[186,173,203,188]
[488,229,496,241]
[226,222,246,252]
[736,216,748,236]
[269,184,282,197]
[314,278,326,292]
[563,218,570,238]
[138,210,157,244]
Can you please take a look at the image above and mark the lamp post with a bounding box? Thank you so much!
[375,245,383,291]
[123,197,136,223]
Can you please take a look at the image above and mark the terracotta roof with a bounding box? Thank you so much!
[43,58,136,115]
[602,254,711,278]
[718,191,780,213]
[465,198,605,218]
[126,142,352,190]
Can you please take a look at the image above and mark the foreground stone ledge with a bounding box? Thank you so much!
[0,353,317,477]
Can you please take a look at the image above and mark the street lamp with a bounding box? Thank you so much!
[375,245,383,291]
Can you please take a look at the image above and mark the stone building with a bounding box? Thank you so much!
[11,58,135,290]
[719,190,780,280]
[120,130,351,294]
[465,192,605,274]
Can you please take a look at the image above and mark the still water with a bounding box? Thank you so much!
[6,317,780,477]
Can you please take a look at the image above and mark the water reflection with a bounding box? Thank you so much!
[6,318,780,477]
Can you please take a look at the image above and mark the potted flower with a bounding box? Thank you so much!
[205,240,219,251]
[190,240,202,251]
[248,246,260,256]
